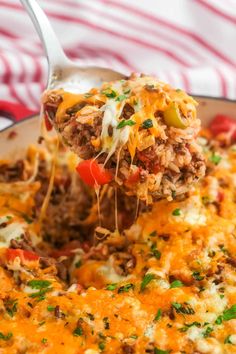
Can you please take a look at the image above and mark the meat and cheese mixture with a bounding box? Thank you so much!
[43,74,205,203]
[0,113,236,354]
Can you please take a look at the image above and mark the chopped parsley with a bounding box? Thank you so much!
[115,94,127,102]
[170,280,183,288]
[75,260,82,268]
[192,271,204,281]
[140,273,155,292]
[0,332,13,341]
[151,244,161,260]
[142,119,153,129]
[209,152,222,165]
[179,321,201,332]
[124,88,131,95]
[6,215,12,220]
[22,213,33,224]
[154,348,170,354]
[130,334,138,339]
[149,230,157,237]
[203,326,213,338]
[47,305,55,312]
[117,119,136,129]
[223,304,236,320]
[28,280,51,289]
[28,280,52,301]
[5,298,18,317]
[41,338,47,344]
[106,283,117,291]
[84,93,93,98]
[118,283,135,293]
[73,326,83,336]
[172,208,182,216]
[102,88,117,98]
[98,342,106,351]
[154,308,162,322]
[224,335,233,344]
[172,302,195,315]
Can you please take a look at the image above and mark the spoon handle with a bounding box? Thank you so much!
[20,0,70,84]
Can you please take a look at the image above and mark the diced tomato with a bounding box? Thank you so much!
[6,249,39,262]
[76,159,113,187]
[209,114,236,139]
[126,168,141,184]
[44,112,53,131]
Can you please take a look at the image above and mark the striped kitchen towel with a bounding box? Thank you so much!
[0,0,236,114]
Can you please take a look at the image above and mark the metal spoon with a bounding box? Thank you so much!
[20,0,125,93]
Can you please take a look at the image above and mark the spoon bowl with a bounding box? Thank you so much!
[20,0,125,93]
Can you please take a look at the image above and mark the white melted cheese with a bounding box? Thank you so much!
[171,195,206,225]
[98,256,131,283]
[0,220,25,247]
[100,99,131,163]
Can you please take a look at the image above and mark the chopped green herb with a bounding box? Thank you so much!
[149,230,157,237]
[222,304,236,321]
[172,302,195,315]
[47,305,55,312]
[5,299,18,317]
[117,119,136,129]
[224,335,233,344]
[0,332,13,341]
[84,93,93,98]
[203,326,213,338]
[179,321,201,332]
[150,244,161,260]
[172,208,182,216]
[142,119,153,129]
[28,280,51,289]
[118,283,135,293]
[106,283,117,291]
[41,338,47,344]
[140,273,155,292]
[170,280,183,288]
[6,215,12,220]
[39,321,45,326]
[220,294,224,299]
[130,334,138,339]
[154,308,162,322]
[73,327,83,336]
[124,89,131,95]
[103,317,110,330]
[29,288,51,300]
[22,213,33,224]
[215,316,223,325]
[176,89,182,92]
[102,88,117,98]
[192,271,204,281]
[152,249,161,260]
[75,260,82,268]
[98,341,106,351]
[115,94,127,102]
[154,348,170,354]
[209,152,222,165]
[219,244,228,255]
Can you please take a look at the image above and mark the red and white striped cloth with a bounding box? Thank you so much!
[1,0,236,112]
